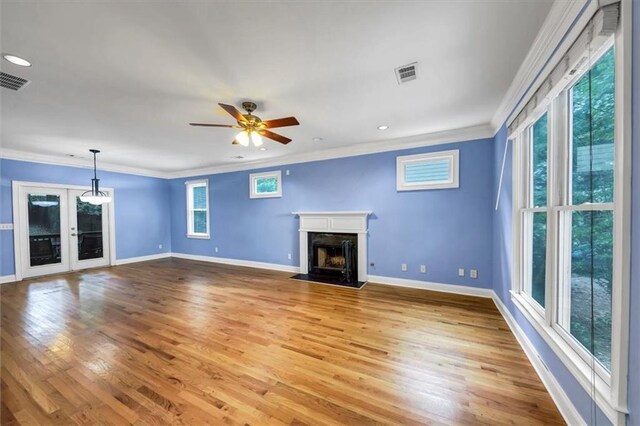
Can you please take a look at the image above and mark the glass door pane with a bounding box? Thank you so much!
[19,187,70,278]
[28,194,62,266]
[76,198,104,260]
[69,189,110,271]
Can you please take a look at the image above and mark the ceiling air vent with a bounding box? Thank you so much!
[1,72,30,91]
[395,62,418,84]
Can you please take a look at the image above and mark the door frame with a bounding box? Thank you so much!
[12,181,117,281]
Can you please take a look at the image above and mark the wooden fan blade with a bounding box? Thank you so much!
[262,116,299,128]
[189,123,236,128]
[259,129,292,145]
[218,103,247,123]
[232,139,239,145]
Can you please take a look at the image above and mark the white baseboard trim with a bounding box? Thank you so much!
[0,275,17,285]
[492,295,585,426]
[171,252,300,273]
[367,274,494,298]
[114,252,172,266]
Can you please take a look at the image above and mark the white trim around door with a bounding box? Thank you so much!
[12,181,117,281]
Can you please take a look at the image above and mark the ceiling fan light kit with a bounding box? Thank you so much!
[190,101,299,147]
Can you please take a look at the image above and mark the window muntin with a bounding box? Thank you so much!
[250,171,282,199]
[396,150,459,191]
[186,180,209,238]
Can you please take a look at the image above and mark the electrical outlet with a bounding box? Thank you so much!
[287,253,292,260]
[214,247,219,253]
[458,268,465,277]
[158,244,163,249]
[401,263,407,272]
[470,269,478,279]
[420,265,426,273]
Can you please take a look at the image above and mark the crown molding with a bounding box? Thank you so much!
[164,123,494,179]
[0,148,167,179]
[490,0,593,132]
[1,123,492,180]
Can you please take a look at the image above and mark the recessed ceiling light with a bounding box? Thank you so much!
[3,54,31,67]
[259,147,267,151]
[312,137,323,142]
[377,125,389,130]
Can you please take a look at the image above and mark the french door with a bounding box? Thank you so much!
[17,185,111,279]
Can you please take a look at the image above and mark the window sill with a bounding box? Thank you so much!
[510,291,627,424]
[186,234,210,239]
[249,193,282,199]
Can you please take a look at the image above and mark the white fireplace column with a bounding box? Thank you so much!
[293,211,372,282]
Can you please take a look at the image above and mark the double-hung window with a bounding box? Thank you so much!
[186,179,209,238]
[510,3,630,422]
[519,112,549,312]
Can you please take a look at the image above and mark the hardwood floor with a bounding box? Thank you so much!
[1,258,564,425]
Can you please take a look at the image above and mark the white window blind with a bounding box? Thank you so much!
[397,150,459,191]
[508,2,619,137]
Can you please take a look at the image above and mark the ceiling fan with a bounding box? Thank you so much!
[190,102,299,147]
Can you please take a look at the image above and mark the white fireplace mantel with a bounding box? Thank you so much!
[293,211,372,282]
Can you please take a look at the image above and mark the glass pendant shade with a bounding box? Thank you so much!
[79,193,112,205]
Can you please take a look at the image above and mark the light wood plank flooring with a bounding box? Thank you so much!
[1,258,564,425]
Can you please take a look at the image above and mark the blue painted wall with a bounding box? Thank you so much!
[492,2,639,423]
[170,138,495,288]
[0,159,172,276]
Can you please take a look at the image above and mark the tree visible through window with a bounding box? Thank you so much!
[563,47,615,370]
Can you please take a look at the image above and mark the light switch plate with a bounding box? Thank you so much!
[458,268,465,277]
[0,223,14,231]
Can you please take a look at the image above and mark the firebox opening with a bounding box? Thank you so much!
[308,232,358,284]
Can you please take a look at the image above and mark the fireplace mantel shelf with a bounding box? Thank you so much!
[292,211,372,216]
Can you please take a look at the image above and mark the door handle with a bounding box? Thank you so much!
[71,233,77,236]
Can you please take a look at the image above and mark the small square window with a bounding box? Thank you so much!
[396,150,459,191]
[250,171,282,199]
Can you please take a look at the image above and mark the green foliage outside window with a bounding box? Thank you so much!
[256,177,278,194]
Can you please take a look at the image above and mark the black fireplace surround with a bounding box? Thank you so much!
[308,232,357,282]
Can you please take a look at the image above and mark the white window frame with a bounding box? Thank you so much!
[517,109,552,319]
[249,170,282,199]
[396,149,459,191]
[186,179,209,239]
[510,30,630,425]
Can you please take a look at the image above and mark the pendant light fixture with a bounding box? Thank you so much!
[79,149,112,205]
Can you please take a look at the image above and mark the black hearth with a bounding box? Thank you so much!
[291,232,364,288]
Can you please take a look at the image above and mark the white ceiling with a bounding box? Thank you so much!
[1,1,553,174]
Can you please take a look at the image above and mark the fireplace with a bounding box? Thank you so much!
[308,232,357,283]
[292,211,371,288]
